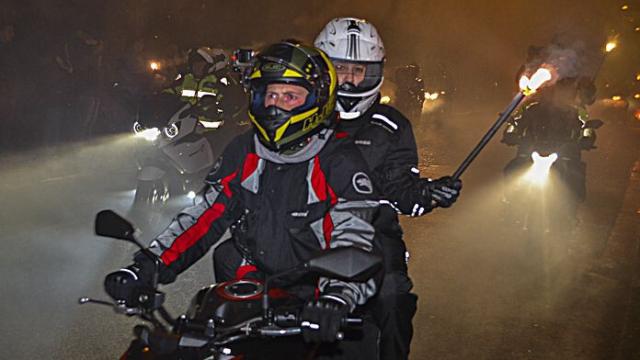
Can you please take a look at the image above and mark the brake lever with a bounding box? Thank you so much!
[78,297,143,316]
[299,322,344,341]
[78,297,115,307]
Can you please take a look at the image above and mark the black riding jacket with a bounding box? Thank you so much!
[147,130,382,308]
[337,104,427,272]
[337,104,426,217]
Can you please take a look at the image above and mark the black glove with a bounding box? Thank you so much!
[300,296,350,343]
[420,176,462,209]
[104,263,152,307]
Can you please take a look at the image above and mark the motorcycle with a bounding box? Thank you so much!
[80,210,382,359]
[131,92,247,213]
[394,83,424,123]
[502,115,603,236]
[393,64,425,123]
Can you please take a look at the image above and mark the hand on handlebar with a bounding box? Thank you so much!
[104,263,153,308]
[300,296,350,343]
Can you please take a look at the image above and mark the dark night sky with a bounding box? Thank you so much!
[0,0,637,150]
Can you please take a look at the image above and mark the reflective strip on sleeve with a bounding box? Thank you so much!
[197,90,217,98]
[181,89,197,97]
[372,113,398,130]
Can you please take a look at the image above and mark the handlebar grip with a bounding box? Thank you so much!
[342,317,363,327]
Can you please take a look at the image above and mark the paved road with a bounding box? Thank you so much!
[407,105,640,359]
[0,102,638,359]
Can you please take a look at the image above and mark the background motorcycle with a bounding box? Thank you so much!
[131,93,246,216]
[80,210,381,359]
[502,118,603,236]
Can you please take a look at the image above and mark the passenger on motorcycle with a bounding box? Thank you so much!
[315,17,462,360]
[105,41,385,358]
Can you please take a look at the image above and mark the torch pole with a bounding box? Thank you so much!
[452,91,526,180]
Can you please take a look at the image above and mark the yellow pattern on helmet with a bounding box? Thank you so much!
[248,42,338,151]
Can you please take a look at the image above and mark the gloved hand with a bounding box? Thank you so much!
[420,176,462,209]
[300,296,350,343]
[104,263,152,307]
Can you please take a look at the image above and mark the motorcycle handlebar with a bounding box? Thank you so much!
[263,315,363,340]
[273,313,362,328]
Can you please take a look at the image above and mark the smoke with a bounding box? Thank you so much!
[521,33,603,85]
[544,43,583,79]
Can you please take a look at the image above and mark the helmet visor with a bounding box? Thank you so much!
[332,59,383,95]
[250,80,316,114]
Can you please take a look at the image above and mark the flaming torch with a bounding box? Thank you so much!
[605,41,617,53]
[592,38,618,81]
[451,68,552,180]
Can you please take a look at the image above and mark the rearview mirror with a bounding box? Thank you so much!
[306,247,382,282]
[95,210,136,242]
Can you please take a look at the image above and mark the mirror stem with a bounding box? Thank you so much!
[261,266,304,324]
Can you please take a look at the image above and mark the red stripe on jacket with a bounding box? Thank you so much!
[220,171,237,197]
[241,153,260,182]
[308,155,338,247]
[161,203,227,265]
[310,156,338,205]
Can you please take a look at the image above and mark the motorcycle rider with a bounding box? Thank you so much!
[394,63,425,122]
[314,17,462,360]
[164,47,245,128]
[502,78,596,207]
[105,41,385,358]
[514,35,597,123]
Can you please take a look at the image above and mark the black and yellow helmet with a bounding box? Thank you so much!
[248,42,338,151]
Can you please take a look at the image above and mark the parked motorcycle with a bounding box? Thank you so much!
[80,210,382,359]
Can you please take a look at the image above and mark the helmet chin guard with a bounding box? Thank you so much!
[247,42,338,151]
[336,79,383,119]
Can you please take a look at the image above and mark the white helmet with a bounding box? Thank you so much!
[189,47,229,73]
[314,17,385,119]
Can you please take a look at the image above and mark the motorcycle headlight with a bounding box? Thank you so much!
[133,121,144,134]
[525,151,558,185]
[163,123,179,139]
[424,92,439,101]
[133,122,160,141]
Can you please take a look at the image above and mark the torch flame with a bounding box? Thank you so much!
[518,75,530,91]
[519,68,552,95]
[149,61,160,71]
[605,41,617,53]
